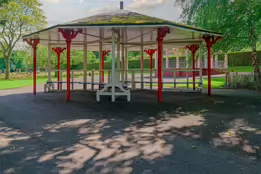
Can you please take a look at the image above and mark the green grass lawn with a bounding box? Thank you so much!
[0,78,47,90]
[147,77,226,89]
[228,66,253,72]
[200,78,225,88]
[0,66,253,90]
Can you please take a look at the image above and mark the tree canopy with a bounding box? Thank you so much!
[175,0,261,75]
[0,0,47,79]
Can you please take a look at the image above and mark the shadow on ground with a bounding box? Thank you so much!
[0,89,260,174]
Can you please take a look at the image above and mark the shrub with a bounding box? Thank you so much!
[228,72,261,90]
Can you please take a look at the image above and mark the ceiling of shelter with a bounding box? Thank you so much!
[23,9,223,51]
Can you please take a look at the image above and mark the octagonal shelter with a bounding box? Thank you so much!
[22,1,222,102]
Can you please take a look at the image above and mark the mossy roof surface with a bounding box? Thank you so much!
[63,10,220,34]
[23,9,222,38]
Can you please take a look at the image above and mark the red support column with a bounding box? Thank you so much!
[186,45,199,90]
[59,28,82,102]
[157,27,169,102]
[101,50,111,82]
[203,36,222,95]
[23,39,40,95]
[144,49,157,71]
[52,47,66,90]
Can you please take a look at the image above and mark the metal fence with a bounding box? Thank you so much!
[165,59,226,69]
[226,72,261,89]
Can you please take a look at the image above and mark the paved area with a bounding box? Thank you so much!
[0,86,261,174]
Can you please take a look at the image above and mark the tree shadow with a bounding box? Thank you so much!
[0,89,260,174]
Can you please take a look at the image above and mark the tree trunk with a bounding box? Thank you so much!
[249,4,260,80]
[251,42,260,80]
[5,57,10,79]
[250,29,260,80]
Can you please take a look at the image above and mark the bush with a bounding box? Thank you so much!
[228,51,261,66]
[86,56,185,70]
[228,73,261,90]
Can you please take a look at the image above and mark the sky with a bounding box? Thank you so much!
[39,0,182,26]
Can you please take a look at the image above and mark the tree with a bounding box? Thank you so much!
[10,51,24,70]
[232,0,261,78]
[87,51,97,64]
[0,0,9,8]
[36,45,48,70]
[0,0,47,79]
[175,0,261,76]
[71,50,84,66]
[17,45,33,73]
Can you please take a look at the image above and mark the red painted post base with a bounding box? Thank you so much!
[59,28,82,102]
[203,36,222,96]
[186,45,199,90]
[157,27,169,103]
[52,47,66,90]
[101,50,110,82]
[23,39,40,95]
[144,49,157,71]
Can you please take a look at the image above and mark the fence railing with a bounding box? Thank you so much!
[44,69,203,93]
[226,72,261,89]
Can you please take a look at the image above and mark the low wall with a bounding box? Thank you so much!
[155,68,227,77]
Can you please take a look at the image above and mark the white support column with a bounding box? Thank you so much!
[111,30,116,101]
[48,44,52,82]
[99,29,103,83]
[204,53,208,68]
[140,29,144,89]
[197,55,200,68]
[121,29,125,83]
[224,54,228,69]
[165,49,169,68]
[160,44,164,82]
[117,30,120,83]
[83,29,87,90]
[140,29,144,70]
[185,49,189,68]
[154,53,158,69]
[215,54,219,68]
[125,48,128,81]
[199,44,203,92]
[115,30,121,83]
[176,48,180,68]
[124,29,128,81]
[60,71,63,90]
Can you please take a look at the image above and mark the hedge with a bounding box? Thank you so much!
[227,51,261,66]
[82,56,185,70]
[82,51,261,69]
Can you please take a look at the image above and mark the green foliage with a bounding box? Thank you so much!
[37,45,48,69]
[88,51,98,64]
[0,51,28,71]
[105,53,112,62]
[228,51,261,66]
[0,0,9,7]
[176,0,261,75]
[0,0,47,79]
[67,10,216,34]
[177,0,261,51]
[86,57,185,70]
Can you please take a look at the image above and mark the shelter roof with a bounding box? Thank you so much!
[22,9,223,51]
